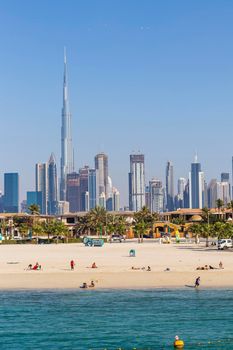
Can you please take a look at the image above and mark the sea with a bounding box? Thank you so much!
[0,288,232,349]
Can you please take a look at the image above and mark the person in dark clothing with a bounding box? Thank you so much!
[195,276,200,288]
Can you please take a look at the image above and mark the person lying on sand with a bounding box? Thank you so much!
[131,266,146,270]
[80,282,88,289]
[32,263,41,270]
[196,265,209,270]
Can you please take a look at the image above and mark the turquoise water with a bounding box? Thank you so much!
[0,289,232,349]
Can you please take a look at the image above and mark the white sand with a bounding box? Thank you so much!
[0,242,232,289]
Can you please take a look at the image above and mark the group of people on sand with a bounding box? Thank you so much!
[70,260,98,270]
[80,280,96,289]
[27,262,41,270]
[196,261,224,270]
[131,266,151,271]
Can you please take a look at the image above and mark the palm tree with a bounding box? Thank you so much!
[133,220,148,243]
[19,223,30,239]
[28,204,40,215]
[87,206,107,236]
[216,199,224,220]
[0,220,8,238]
[133,206,158,242]
[227,200,233,221]
[188,223,202,244]
[115,215,128,236]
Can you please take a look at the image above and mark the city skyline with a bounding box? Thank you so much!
[1,1,233,205]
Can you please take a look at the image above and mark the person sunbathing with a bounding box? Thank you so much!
[91,262,97,268]
[80,282,88,289]
[32,262,41,270]
[89,280,95,288]
[131,266,141,270]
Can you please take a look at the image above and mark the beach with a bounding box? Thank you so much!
[0,241,232,289]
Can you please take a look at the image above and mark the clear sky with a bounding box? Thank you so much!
[1,0,233,206]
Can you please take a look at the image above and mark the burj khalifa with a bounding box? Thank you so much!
[60,48,74,201]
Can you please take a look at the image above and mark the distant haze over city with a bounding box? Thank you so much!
[0,1,233,208]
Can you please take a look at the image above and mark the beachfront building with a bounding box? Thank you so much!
[60,49,74,202]
[165,161,174,211]
[35,163,48,214]
[48,153,58,215]
[189,156,205,209]
[95,153,108,200]
[4,173,19,213]
[128,153,145,211]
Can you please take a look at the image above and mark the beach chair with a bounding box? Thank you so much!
[129,249,135,257]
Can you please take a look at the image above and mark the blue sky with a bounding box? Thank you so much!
[0,0,233,205]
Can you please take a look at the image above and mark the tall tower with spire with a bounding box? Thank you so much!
[60,48,74,201]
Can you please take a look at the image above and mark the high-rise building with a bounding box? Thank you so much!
[48,153,58,215]
[207,179,217,209]
[99,192,106,208]
[166,161,174,211]
[57,201,70,215]
[145,185,150,209]
[221,173,230,182]
[189,156,205,209]
[35,163,48,214]
[112,187,120,211]
[0,191,4,213]
[66,172,80,212]
[128,154,145,211]
[60,49,74,201]
[88,169,99,210]
[149,179,163,213]
[4,173,19,213]
[216,181,230,206]
[26,191,42,213]
[95,153,108,199]
[175,177,187,209]
[79,166,89,211]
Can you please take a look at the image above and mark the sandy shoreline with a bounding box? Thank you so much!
[0,242,232,289]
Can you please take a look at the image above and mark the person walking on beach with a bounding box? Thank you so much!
[70,260,75,270]
[195,276,200,288]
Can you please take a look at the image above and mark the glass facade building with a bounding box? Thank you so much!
[128,154,145,211]
[4,173,19,213]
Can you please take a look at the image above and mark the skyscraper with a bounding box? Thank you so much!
[4,173,19,213]
[35,163,48,214]
[166,161,174,211]
[207,179,217,208]
[26,191,42,213]
[128,154,145,211]
[95,153,108,200]
[88,168,99,210]
[149,178,163,213]
[66,172,80,212]
[79,166,89,211]
[48,153,58,215]
[60,48,74,201]
[189,156,205,209]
